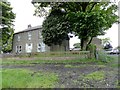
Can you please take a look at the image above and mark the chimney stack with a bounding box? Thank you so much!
[28,24,32,28]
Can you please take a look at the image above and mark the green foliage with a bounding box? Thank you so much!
[2,69,58,88]
[116,80,120,88]
[64,64,86,68]
[84,71,105,80]
[87,44,96,53]
[66,2,118,50]
[33,2,119,50]
[97,50,108,62]
[87,44,96,58]
[2,58,99,65]
[0,1,15,53]
[42,9,71,46]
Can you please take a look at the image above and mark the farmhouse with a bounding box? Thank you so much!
[12,25,69,54]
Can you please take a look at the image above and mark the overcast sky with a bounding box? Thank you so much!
[8,0,119,48]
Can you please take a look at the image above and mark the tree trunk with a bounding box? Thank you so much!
[81,38,89,51]
[81,38,84,50]
[86,37,93,50]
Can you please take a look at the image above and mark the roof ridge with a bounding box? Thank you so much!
[14,25,42,34]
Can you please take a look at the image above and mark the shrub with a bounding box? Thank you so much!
[87,44,97,58]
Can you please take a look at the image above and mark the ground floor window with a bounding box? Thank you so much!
[37,42,45,52]
[16,45,22,53]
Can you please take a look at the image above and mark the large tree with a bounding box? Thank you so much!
[0,1,15,53]
[32,1,119,50]
[42,9,72,46]
[66,2,119,50]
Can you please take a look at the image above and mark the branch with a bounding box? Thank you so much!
[87,37,93,45]
[86,37,93,50]
[88,2,98,13]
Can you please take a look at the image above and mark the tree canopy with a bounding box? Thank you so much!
[42,9,72,46]
[0,1,15,53]
[33,1,119,50]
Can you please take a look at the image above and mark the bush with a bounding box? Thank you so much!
[87,44,97,58]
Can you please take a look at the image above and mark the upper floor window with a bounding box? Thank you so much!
[38,31,42,39]
[37,43,41,52]
[28,32,31,40]
[18,35,20,41]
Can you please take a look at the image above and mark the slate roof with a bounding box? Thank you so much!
[14,25,42,34]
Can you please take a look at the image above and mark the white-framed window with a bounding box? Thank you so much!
[18,35,20,41]
[19,46,22,52]
[16,46,19,53]
[28,32,31,40]
[16,45,22,53]
[37,42,45,52]
[37,43,41,52]
[38,31,42,39]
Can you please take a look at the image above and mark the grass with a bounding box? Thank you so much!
[0,58,1,89]
[1,69,58,88]
[2,55,116,67]
[106,55,119,68]
[0,69,1,90]
[64,64,86,68]
[1,54,118,88]
[84,71,105,81]
[2,58,104,65]
[116,80,120,88]
[2,50,116,66]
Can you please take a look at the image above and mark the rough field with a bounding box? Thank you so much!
[1,55,119,88]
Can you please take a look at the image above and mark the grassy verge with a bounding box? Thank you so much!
[2,54,116,66]
[1,69,58,88]
[2,58,105,65]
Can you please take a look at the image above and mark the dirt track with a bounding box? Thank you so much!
[2,61,118,88]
